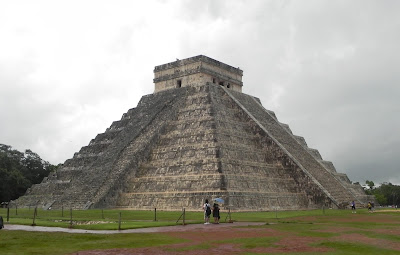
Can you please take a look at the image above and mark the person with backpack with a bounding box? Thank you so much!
[203,199,211,224]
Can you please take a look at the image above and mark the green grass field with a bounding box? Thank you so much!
[0,207,354,230]
[1,208,400,254]
[1,207,206,229]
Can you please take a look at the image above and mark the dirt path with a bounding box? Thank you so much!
[4,222,264,234]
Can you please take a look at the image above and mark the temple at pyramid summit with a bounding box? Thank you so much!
[16,55,372,211]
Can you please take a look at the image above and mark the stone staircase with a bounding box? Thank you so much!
[16,82,368,211]
[224,87,361,208]
[16,87,189,209]
[117,83,333,211]
[117,85,225,210]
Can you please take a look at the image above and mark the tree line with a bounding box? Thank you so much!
[364,180,400,206]
[0,144,58,202]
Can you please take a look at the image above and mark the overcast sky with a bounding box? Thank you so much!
[1,0,399,186]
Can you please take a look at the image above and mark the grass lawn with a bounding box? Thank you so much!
[0,231,186,255]
[0,208,205,229]
[0,207,355,230]
[1,208,400,254]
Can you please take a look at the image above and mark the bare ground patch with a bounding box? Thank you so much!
[73,224,331,255]
[332,233,400,251]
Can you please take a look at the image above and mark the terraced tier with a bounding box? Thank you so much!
[16,81,367,210]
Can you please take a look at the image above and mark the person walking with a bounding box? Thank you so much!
[203,199,211,224]
[351,201,356,213]
[213,203,220,224]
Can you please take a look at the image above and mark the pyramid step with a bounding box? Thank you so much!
[16,56,367,211]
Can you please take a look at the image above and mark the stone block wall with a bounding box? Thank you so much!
[154,55,243,93]
[116,83,332,211]
[225,88,365,207]
[16,87,189,209]
[16,81,367,211]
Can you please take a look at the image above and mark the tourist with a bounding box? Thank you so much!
[203,199,211,224]
[351,201,356,213]
[213,203,220,224]
[368,202,372,212]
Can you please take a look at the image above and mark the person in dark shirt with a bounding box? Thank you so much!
[213,203,220,224]
[0,216,4,229]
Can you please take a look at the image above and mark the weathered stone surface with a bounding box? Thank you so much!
[154,55,243,93]
[16,56,370,210]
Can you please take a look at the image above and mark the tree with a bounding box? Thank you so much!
[366,180,375,190]
[365,181,400,206]
[374,193,387,206]
[0,152,30,202]
[22,149,51,184]
[0,144,57,202]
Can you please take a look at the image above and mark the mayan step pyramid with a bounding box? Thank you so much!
[16,55,371,211]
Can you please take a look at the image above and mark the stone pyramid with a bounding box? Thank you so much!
[16,55,370,211]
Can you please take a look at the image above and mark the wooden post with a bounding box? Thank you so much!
[118,212,122,230]
[154,208,157,222]
[32,207,37,226]
[62,205,64,217]
[182,208,185,225]
[15,203,18,216]
[69,208,73,228]
[6,206,10,222]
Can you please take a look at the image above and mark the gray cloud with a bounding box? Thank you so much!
[0,0,399,186]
